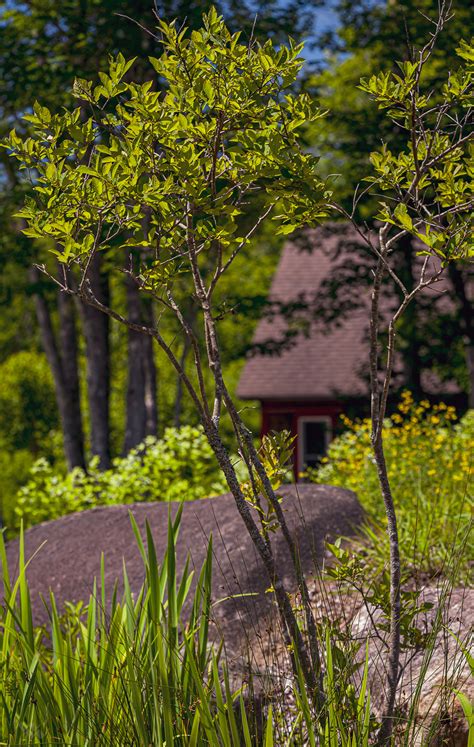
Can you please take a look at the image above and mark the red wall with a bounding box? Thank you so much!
[261,400,343,478]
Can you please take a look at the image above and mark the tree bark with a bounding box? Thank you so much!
[203,418,323,710]
[79,254,111,469]
[370,237,401,746]
[373,433,401,745]
[30,267,86,470]
[142,297,158,436]
[123,274,147,452]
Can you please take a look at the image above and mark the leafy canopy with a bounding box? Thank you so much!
[5,9,472,284]
[311,0,473,208]
[6,8,329,283]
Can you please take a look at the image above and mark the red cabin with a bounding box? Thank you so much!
[237,224,464,478]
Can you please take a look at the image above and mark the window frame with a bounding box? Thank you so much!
[297,415,333,472]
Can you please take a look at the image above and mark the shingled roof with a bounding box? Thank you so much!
[237,224,456,401]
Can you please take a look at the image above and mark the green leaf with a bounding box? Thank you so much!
[454,691,474,747]
[277,223,299,235]
[394,203,413,230]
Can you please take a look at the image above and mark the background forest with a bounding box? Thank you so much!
[0,0,472,530]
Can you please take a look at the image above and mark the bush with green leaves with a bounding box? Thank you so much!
[309,393,473,577]
[0,351,58,452]
[13,425,229,531]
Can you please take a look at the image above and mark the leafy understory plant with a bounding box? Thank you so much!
[309,395,473,578]
[13,425,230,531]
[4,5,473,742]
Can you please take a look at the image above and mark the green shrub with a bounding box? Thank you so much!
[0,445,36,528]
[13,425,229,531]
[309,393,473,577]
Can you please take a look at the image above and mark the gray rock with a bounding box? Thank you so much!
[351,585,473,746]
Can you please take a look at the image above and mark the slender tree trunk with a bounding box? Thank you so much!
[142,298,158,436]
[123,275,159,448]
[30,267,86,470]
[370,239,402,746]
[373,434,401,744]
[180,212,325,708]
[57,275,87,468]
[173,336,191,428]
[79,254,111,469]
[123,274,147,452]
[203,418,323,710]
[144,332,158,436]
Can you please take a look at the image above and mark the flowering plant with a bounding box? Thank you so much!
[309,392,473,576]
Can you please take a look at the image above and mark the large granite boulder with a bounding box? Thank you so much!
[3,485,363,647]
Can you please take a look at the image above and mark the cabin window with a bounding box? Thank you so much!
[298,417,332,471]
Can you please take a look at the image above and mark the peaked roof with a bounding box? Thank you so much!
[237,224,457,402]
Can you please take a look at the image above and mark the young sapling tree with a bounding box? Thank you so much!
[6,9,330,707]
[332,7,472,741]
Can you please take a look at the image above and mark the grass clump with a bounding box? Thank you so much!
[0,514,378,746]
[0,510,242,746]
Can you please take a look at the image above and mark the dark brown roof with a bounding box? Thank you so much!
[237,224,458,401]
